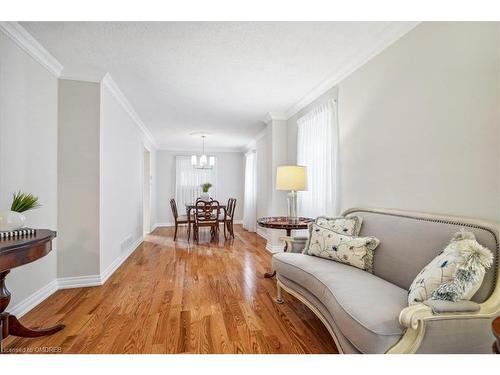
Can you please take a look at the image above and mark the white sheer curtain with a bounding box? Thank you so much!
[243,150,257,232]
[175,156,217,208]
[297,99,339,218]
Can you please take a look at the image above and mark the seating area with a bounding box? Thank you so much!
[274,208,500,353]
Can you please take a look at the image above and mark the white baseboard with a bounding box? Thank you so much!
[8,279,59,318]
[58,275,101,289]
[257,227,270,241]
[266,243,284,253]
[100,237,142,284]
[154,222,174,228]
[257,227,284,253]
[233,219,243,224]
[9,237,143,318]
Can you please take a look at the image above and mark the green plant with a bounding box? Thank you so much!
[201,182,213,193]
[11,191,41,213]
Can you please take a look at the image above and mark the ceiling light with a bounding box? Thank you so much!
[191,135,215,169]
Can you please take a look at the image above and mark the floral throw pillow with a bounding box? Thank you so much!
[305,223,380,272]
[315,215,363,236]
[407,231,494,305]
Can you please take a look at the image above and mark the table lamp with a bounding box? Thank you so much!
[276,165,307,223]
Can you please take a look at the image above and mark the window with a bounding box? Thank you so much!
[175,156,217,207]
[297,99,338,217]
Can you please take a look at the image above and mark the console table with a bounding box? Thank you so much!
[0,229,64,345]
[257,216,313,278]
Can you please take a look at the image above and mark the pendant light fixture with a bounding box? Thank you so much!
[191,135,215,169]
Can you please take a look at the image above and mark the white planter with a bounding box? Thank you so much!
[0,210,26,232]
[200,192,211,202]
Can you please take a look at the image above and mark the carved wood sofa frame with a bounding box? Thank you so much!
[276,207,500,354]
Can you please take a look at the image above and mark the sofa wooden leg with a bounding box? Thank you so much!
[275,282,284,304]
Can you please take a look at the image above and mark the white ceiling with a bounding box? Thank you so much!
[21,22,416,150]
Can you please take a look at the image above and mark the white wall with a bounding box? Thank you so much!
[155,150,245,225]
[0,27,156,314]
[339,22,499,221]
[0,32,58,306]
[271,120,288,216]
[254,119,295,250]
[99,83,156,274]
[255,127,272,222]
[287,22,500,222]
[156,151,176,224]
[58,79,100,278]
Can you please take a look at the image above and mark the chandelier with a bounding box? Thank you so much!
[191,135,215,169]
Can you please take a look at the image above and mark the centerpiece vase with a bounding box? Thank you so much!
[0,211,26,232]
[200,192,211,202]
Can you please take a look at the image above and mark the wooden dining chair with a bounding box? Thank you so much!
[193,200,221,244]
[223,198,237,239]
[170,198,189,241]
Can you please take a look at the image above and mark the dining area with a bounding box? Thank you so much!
[169,197,237,243]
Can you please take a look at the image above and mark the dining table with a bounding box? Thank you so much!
[185,202,227,241]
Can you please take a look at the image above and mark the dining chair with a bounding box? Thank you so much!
[222,198,236,239]
[193,200,221,244]
[170,198,189,241]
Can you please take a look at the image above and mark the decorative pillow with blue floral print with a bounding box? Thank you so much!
[315,215,363,236]
[407,230,494,305]
[304,223,380,272]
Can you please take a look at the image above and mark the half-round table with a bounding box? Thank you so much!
[0,229,64,346]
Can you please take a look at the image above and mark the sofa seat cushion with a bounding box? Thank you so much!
[273,252,408,353]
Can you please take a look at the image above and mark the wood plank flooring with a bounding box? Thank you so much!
[2,225,337,354]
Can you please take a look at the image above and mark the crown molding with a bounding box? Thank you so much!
[263,112,287,124]
[60,74,103,83]
[157,146,244,153]
[102,73,158,149]
[0,22,63,77]
[243,126,269,152]
[284,21,420,119]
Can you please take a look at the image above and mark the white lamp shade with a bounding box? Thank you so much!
[191,155,197,166]
[276,165,307,191]
[200,154,207,166]
[209,156,215,166]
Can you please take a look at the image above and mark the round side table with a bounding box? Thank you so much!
[257,216,313,278]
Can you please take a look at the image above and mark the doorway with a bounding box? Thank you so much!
[143,148,151,235]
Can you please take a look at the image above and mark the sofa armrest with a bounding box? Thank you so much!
[423,300,480,314]
[280,236,308,253]
[389,299,499,353]
[399,301,485,330]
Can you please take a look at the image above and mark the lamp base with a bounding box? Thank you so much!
[287,191,298,223]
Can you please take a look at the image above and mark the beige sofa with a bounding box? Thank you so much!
[272,208,500,353]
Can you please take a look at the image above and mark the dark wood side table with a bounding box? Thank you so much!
[493,316,500,353]
[257,216,313,278]
[0,229,64,347]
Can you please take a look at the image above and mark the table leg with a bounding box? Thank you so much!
[0,270,64,344]
[264,229,292,278]
[263,270,276,278]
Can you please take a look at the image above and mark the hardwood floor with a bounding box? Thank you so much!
[2,225,337,354]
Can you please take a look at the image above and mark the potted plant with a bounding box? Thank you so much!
[200,182,213,202]
[0,191,41,232]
